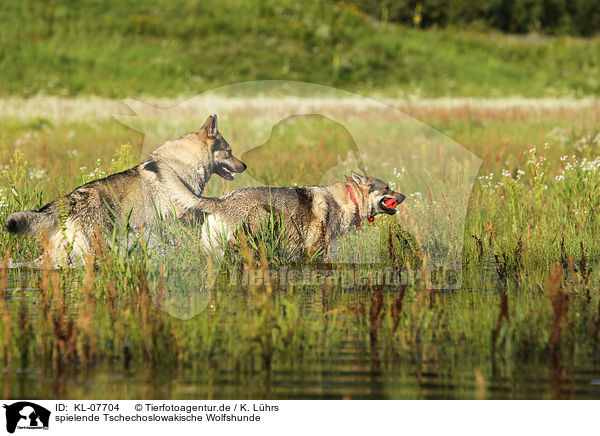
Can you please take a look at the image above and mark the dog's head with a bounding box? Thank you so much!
[199,115,247,180]
[347,171,405,218]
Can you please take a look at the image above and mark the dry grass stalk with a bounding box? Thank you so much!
[368,273,385,346]
[579,241,591,294]
[472,235,484,262]
[0,252,11,368]
[390,285,408,333]
[491,289,509,353]
[547,263,569,363]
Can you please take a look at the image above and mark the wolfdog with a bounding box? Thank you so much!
[5,115,246,265]
[174,171,405,253]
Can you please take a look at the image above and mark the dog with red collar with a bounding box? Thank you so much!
[343,173,404,230]
[175,171,405,253]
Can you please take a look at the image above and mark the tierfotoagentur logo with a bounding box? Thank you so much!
[115,81,481,319]
[3,402,50,433]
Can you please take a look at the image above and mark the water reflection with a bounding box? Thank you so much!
[1,269,600,400]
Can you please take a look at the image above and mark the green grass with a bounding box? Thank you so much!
[0,98,599,399]
[1,0,600,98]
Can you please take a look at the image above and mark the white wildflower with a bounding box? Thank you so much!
[28,168,46,180]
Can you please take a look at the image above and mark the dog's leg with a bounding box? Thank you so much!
[199,214,231,257]
[155,163,221,213]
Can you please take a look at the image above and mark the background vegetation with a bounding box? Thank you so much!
[0,0,599,98]
[348,0,600,36]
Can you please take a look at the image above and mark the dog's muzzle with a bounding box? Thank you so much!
[379,194,405,215]
[216,159,247,180]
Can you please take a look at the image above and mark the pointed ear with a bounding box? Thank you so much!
[351,171,368,186]
[200,115,218,137]
[210,114,218,135]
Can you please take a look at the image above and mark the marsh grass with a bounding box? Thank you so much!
[0,99,600,398]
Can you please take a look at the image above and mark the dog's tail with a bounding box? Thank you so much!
[5,209,59,236]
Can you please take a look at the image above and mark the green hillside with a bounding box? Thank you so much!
[1,0,599,97]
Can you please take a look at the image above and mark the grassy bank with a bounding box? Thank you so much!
[0,97,599,398]
[1,0,600,98]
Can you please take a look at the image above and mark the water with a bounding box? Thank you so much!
[3,352,600,399]
[2,271,600,400]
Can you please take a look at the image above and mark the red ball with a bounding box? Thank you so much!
[384,198,397,209]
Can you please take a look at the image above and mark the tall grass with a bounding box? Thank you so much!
[0,99,599,399]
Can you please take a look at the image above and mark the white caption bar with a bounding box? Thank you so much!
[1,400,597,435]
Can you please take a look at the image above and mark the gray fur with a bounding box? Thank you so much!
[4,114,246,265]
[4,210,56,235]
[182,171,405,252]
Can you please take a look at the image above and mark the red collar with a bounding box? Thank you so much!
[345,184,362,230]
